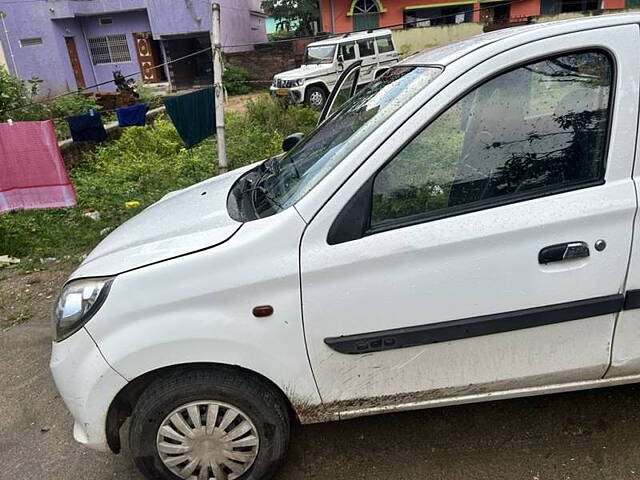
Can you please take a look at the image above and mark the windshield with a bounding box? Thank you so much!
[243,66,441,219]
[305,45,337,64]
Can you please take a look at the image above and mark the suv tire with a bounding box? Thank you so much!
[129,367,291,480]
[305,86,327,110]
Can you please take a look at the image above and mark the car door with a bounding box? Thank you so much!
[300,27,640,408]
[356,37,377,84]
[319,60,361,125]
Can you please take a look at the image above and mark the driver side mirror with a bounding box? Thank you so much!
[337,54,345,72]
[282,132,304,152]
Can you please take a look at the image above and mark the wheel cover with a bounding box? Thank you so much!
[309,90,324,107]
[156,400,260,480]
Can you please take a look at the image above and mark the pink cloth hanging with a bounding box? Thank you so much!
[0,120,76,213]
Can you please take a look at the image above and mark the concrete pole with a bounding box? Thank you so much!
[211,3,227,174]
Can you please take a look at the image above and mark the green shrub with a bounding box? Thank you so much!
[137,84,164,109]
[224,63,251,95]
[0,67,47,122]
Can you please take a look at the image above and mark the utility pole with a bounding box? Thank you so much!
[211,2,227,173]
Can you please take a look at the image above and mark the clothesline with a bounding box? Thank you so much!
[40,78,273,123]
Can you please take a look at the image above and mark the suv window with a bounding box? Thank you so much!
[370,51,613,228]
[339,42,357,61]
[376,35,394,53]
[357,38,375,57]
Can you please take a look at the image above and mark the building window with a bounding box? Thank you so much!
[540,0,600,14]
[560,0,600,12]
[352,0,381,30]
[98,17,113,25]
[87,34,131,64]
[405,6,472,27]
[19,37,43,47]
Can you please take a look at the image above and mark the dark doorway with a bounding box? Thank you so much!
[65,37,86,89]
[162,36,212,91]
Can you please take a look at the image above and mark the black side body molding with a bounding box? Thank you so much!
[325,294,624,355]
[624,289,640,310]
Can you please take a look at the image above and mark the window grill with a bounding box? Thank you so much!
[19,37,43,47]
[353,0,380,14]
[88,34,131,64]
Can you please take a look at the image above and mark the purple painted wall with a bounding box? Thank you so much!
[0,0,267,97]
[78,10,151,92]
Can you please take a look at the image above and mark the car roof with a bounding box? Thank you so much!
[401,12,640,67]
[309,29,393,47]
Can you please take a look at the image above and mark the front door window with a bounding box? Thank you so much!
[371,51,613,228]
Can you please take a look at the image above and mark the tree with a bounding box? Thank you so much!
[261,0,321,37]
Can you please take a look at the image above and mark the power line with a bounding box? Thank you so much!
[7,0,526,117]
[7,45,214,116]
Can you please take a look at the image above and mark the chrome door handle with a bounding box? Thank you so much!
[538,241,590,264]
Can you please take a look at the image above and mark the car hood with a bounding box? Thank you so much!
[275,64,334,80]
[70,164,256,280]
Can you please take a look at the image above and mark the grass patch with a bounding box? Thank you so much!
[0,95,318,260]
[1,311,31,330]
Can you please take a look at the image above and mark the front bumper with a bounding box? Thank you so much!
[269,85,305,104]
[50,327,128,452]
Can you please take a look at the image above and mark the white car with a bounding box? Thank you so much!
[270,29,399,109]
[52,14,640,480]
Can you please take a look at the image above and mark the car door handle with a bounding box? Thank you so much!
[538,242,590,264]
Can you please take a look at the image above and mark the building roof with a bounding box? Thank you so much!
[402,12,640,67]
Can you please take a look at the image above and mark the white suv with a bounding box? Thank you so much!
[52,14,640,480]
[270,29,399,109]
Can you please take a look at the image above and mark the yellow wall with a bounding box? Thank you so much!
[530,7,640,23]
[392,23,484,57]
[390,7,640,58]
[0,40,6,70]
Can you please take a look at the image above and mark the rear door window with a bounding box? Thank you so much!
[376,35,394,53]
[357,38,376,57]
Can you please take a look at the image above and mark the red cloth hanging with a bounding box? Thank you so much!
[0,120,76,213]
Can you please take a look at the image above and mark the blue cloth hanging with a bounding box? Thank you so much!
[67,109,107,142]
[116,103,149,127]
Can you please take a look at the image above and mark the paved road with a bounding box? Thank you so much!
[3,268,640,480]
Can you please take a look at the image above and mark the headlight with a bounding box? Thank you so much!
[294,79,305,87]
[53,277,113,342]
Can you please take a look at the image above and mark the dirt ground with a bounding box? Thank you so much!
[225,92,265,113]
[3,266,640,480]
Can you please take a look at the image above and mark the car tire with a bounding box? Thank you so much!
[129,367,291,480]
[305,86,327,110]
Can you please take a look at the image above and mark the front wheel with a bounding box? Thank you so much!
[304,86,327,110]
[129,368,291,480]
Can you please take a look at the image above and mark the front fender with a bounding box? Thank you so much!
[84,208,322,409]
